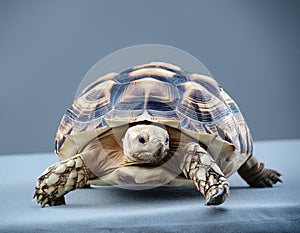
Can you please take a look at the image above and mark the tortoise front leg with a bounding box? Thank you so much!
[33,154,91,207]
[180,142,229,205]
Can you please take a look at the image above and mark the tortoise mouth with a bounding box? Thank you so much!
[126,147,169,166]
[120,159,166,168]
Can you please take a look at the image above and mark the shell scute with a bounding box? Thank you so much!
[55,62,253,162]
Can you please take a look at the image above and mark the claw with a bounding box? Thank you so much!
[41,198,49,208]
[272,175,283,184]
[264,179,273,188]
[38,194,43,202]
[206,184,230,206]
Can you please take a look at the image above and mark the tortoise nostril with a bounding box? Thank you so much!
[153,145,166,161]
[155,147,162,158]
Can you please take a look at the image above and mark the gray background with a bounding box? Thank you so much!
[1,0,299,155]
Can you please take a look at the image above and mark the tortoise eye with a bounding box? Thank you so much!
[165,136,169,144]
[138,136,146,144]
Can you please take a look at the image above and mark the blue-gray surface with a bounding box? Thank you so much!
[1,0,300,154]
[0,140,299,233]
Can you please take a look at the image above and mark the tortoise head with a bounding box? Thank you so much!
[122,124,170,164]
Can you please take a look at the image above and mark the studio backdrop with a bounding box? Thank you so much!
[0,0,299,154]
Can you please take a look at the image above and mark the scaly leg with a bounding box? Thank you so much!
[180,142,229,205]
[238,155,282,187]
[33,155,91,207]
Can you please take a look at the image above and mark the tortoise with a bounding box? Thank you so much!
[34,62,282,207]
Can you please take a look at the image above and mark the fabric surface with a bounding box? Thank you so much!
[0,140,299,232]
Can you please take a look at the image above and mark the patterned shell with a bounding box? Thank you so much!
[55,62,253,161]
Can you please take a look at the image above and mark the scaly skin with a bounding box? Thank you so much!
[238,155,282,188]
[180,142,229,205]
[33,155,90,207]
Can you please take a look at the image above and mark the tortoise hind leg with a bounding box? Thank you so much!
[238,155,282,187]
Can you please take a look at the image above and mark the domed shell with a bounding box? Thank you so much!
[55,62,253,168]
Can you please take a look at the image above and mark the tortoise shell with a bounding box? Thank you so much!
[55,62,252,177]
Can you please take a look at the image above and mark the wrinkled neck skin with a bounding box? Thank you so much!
[122,124,170,165]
